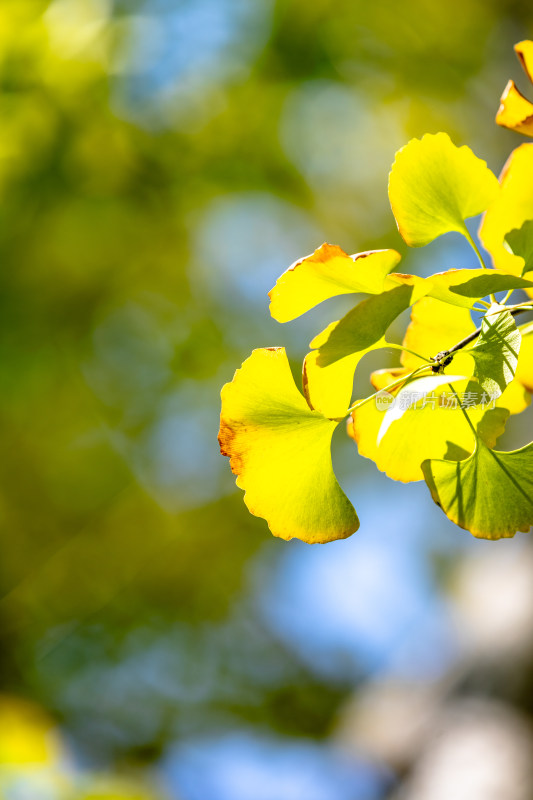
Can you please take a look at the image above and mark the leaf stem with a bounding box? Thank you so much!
[434,302,533,363]
[463,229,499,303]
[346,365,431,415]
[385,342,433,363]
[464,228,488,270]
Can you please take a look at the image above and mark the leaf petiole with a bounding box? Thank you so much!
[385,342,433,363]
[346,365,431,416]
[464,228,488,270]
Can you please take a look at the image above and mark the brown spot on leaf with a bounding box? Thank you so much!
[218,418,245,475]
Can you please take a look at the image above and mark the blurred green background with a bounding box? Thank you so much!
[2,1,533,798]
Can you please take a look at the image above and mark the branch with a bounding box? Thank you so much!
[430,303,533,371]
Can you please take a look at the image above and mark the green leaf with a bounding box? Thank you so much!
[426,268,533,308]
[313,283,425,368]
[218,347,359,543]
[303,282,428,418]
[388,132,499,247]
[455,307,521,399]
[423,439,533,539]
[505,220,533,275]
[268,243,401,323]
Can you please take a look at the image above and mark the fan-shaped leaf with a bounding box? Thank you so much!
[426,268,533,308]
[496,41,533,137]
[423,439,533,539]
[479,144,533,274]
[389,133,499,247]
[505,220,533,275]
[303,282,427,417]
[269,243,401,323]
[376,373,470,446]
[348,378,508,483]
[218,348,359,543]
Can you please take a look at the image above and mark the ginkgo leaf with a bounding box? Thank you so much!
[496,81,533,137]
[452,307,521,399]
[505,220,533,275]
[348,378,508,483]
[401,297,475,369]
[388,133,499,247]
[369,367,411,391]
[376,373,470,446]
[426,268,533,308]
[496,378,531,415]
[423,439,533,539]
[313,283,424,368]
[218,347,359,543]
[268,243,401,323]
[496,41,533,137]
[516,330,533,393]
[303,282,428,418]
[479,144,533,274]
[515,39,533,80]
[302,347,361,420]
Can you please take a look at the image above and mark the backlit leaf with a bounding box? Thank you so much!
[218,347,359,543]
[479,144,533,274]
[348,378,508,483]
[426,268,533,308]
[376,373,470,446]
[269,243,401,322]
[401,297,526,412]
[497,378,531,415]
[401,297,474,369]
[516,329,533,393]
[313,283,424,368]
[388,133,499,247]
[423,439,533,539]
[454,307,521,399]
[496,41,533,137]
[302,346,360,420]
[303,282,427,418]
[505,220,533,275]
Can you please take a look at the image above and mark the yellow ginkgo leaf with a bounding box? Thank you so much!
[401,297,527,414]
[268,243,401,323]
[389,133,499,247]
[302,347,361,420]
[369,367,411,391]
[496,41,533,137]
[348,379,508,483]
[496,378,531,415]
[400,296,474,369]
[516,330,533,393]
[479,143,533,274]
[219,348,359,543]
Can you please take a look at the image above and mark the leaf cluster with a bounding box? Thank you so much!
[219,46,533,544]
